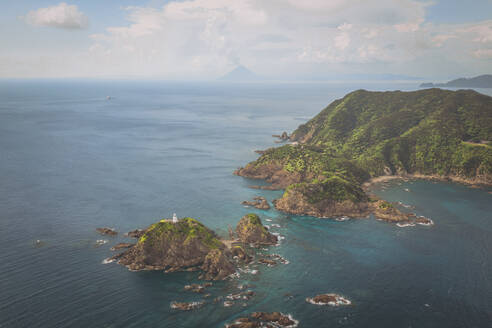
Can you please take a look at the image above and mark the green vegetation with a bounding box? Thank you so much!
[289,176,368,204]
[246,89,492,205]
[238,213,267,236]
[378,201,394,210]
[139,217,222,249]
[240,213,268,235]
[245,213,262,226]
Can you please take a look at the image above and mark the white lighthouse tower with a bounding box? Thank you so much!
[172,213,178,223]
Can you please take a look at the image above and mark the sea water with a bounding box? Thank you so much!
[0,80,491,327]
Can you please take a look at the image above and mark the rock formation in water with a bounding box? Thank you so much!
[96,227,117,236]
[306,293,351,306]
[241,196,270,210]
[235,213,278,246]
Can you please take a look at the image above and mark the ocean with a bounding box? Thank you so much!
[0,80,491,327]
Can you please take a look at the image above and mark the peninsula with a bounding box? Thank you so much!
[235,89,492,220]
[420,74,492,88]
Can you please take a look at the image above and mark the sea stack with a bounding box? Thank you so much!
[235,213,278,246]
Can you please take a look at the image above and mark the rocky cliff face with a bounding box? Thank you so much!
[115,218,237,280]
[235,214,277,245]
[199,248,236,280]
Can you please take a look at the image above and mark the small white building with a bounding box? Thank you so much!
[172,213,178,223]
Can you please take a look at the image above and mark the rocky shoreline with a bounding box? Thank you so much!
[234,158,489,225]
[235,164,421,224]
[362,173,492,190]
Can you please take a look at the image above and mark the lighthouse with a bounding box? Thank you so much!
[172,213,178,223]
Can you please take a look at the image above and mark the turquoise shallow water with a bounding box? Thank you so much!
[0,81,491,327]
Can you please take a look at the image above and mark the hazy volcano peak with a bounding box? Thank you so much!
[219,65,262,82]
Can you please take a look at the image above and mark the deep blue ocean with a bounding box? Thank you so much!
[0,80,491,328]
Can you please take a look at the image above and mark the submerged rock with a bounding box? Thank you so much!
[96,227,117,236]
[114,218,236,280]
[170,301,204,311]
[235,214,278,246]
[225,312,298,328]
[94,239,108,247]
[184,283,212,293]
[222,290,256,307]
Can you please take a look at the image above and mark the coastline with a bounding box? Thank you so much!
[362,173,492,190]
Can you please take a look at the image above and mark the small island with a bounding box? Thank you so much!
[241,196,270,210]
[107,214,276,280]
[235,213,277,246]
[235,89,492,221]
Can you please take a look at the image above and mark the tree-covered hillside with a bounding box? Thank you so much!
[236,89,492,218]
[290,88,492,178]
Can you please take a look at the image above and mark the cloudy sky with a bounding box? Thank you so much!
[1,0,492,80]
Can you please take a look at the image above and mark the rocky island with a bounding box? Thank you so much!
[108,214,276,280]
[306,293,351,306]
[111,217,236,280]
[241,196,270,210]
[235,213,278,246]
[235,89,492,221]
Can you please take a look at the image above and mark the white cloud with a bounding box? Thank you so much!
[6,0,492,79]
[461,21,492,43]
[83,0,435,78]
[25,2,88,29]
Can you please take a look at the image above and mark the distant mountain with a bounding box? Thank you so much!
[420,74,492,88]
[219,65,261,82]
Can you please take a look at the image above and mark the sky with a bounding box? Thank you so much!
[1,0,492,80]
